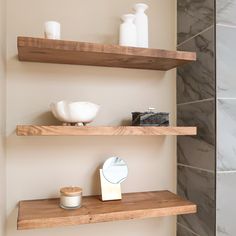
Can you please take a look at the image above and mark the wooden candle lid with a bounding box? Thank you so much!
[60,187,82,196]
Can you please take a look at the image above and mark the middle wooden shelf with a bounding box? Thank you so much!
[16,125,197,136]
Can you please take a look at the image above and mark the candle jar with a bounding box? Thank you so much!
[60,187,82,209]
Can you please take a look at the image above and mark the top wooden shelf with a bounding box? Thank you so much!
[17,37,196,71]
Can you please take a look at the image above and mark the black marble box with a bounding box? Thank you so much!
[132,112,169,126]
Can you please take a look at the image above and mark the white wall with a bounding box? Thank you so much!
[0,0,6,235]
[6,0,177,236]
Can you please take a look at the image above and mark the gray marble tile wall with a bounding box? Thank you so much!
[177,27,215,104]
[216,172,236,236]
[178,166,215,236]
[216,1,236,235]
[177,0,214,44]
[177,0,215,235]
[217,25,236,98]
[217,99,236,171]
[177,100,215,171]
[177,223,200,236]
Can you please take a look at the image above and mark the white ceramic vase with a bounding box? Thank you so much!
[134,3,149,48]
[119,14,137,47]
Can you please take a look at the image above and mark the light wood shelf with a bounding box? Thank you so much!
[17,37,196,71]
[16,125,197,136]
[17,191,197,230]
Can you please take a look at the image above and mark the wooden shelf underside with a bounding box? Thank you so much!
[17,191,197,230]
[17,37,196,71]
[16,126,197,136]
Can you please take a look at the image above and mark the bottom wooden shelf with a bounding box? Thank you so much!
[17,191,197,230]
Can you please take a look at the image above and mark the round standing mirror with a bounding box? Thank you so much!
[102,157,128,184]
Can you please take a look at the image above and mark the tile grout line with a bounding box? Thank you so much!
[217,97,236,100]
[178,163,215,173]
[177,223,200,236]
[177,98,214,106]
[217,170,236,174]
[177,25,214,47]
[216,23,236,29]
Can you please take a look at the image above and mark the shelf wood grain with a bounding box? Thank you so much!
[16,125,197,136]
[17,191,197,230]
[17,37,196,71]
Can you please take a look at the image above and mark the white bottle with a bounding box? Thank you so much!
[119,14,137,47]
[134,3,149,48]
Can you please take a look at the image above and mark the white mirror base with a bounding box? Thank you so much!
[99,169,122,201]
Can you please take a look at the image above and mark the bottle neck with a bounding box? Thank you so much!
[122,14,135,23]
[134,4,148,13]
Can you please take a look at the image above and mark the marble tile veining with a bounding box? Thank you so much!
[178,165,215,236]
[177,27,215,104]
[177,0,214,44]
[217,172,236,236]
[217,25,236,98]
[177,224,200,236]
[217,0,236,26]
[217,99,236,171]
[177,100,215,171]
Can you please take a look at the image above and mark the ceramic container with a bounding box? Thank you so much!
[134,3,149,48]
[50,100,100,126]
[44,21,61,40]
[119,14,137,47]
[60,187,82,209]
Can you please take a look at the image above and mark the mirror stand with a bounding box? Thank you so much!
[99,169,122,201]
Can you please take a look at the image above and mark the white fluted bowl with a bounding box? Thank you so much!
[50,101,100,125]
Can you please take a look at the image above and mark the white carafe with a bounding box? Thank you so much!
[134,3,149,48]
[119,14,137,47]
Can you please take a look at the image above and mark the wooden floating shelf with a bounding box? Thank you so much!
[16,125,197,136]
[17,37,196,71]
[17,191,197,230]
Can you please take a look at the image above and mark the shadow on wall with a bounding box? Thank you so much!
[10,54,166,82]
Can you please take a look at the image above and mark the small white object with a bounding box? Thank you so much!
[44,21,61,40]
[119,14,137,47]
[100,169,122,201]
[60,187,82,209]
[134,3,149,48]
[148,107,155,112]
[50,100,100,126]
[100,157,128,201]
